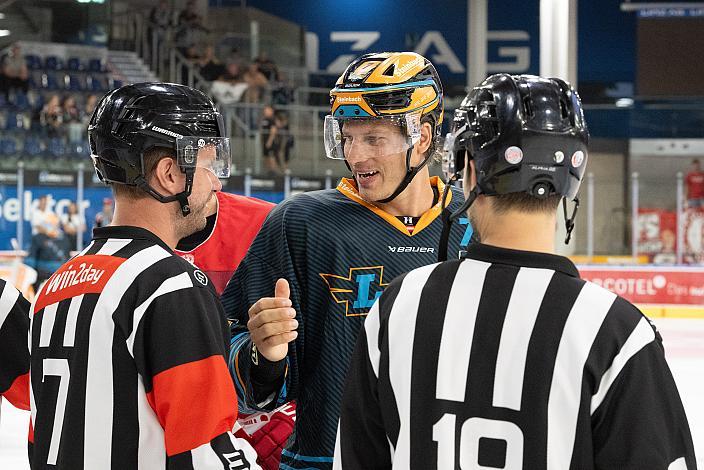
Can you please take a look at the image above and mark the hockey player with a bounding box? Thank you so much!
[0,279,31,417]
[175,190,273,295]
[222,52,471,469]
[335,74,698,469]
[29,83,260,470]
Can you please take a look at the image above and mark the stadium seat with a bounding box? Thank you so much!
[88,58,104,73]
[25,54,43,70]
[67,57,82,71]
[10,91,30,111]
[23,137,43,157]
[66,73,84,91]
[87,75,105,92]
[46,137,66,158]
[44,56,63,70]
[0,138,17,156]
[4,113,21,131]
[42,72,61,90]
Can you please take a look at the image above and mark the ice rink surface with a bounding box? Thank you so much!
[2,318,703,469]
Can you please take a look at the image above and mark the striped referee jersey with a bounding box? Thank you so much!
[0,278,31,412]
[335,243,697,469]
[29,226,259,470]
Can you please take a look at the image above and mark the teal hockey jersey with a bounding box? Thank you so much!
[222,176,471,469]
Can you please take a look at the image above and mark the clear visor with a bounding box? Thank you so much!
[441,123,471,180]
[323,113,422,161]
[175,136,231,178]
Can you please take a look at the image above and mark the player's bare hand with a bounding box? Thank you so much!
[247,278,298,362]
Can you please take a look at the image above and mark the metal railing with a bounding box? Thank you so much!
[220,102,340,177]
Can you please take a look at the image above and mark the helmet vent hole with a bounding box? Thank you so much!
[559,100,569,119]
[383,64,396,76]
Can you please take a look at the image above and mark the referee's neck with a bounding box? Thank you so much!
[477,211,557,255]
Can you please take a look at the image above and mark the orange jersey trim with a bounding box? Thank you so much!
[146,354,237,456]
[336,176,451,237]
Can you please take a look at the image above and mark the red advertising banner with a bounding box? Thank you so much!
[579,266,704,306]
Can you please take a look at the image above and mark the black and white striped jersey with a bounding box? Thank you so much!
[335,243,697,470]
[29,226,260,470]
[0,278,31,413]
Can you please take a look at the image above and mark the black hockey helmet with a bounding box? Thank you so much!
[88,82,230,215]
[438,74,589,260]
[443,73,588,199]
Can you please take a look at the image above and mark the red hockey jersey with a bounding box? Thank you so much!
[175,192,273,295]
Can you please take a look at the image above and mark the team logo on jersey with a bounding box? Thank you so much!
[320,266,389,316]
[193,269,209,286]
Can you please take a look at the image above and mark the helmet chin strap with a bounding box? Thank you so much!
[563,197,579,244]
[135,167,195,217]
[375,146,432,204]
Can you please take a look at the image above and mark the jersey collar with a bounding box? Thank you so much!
[336,176,451,237]
[463,243,580,278]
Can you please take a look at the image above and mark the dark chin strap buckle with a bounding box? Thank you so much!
[563,197,580,245]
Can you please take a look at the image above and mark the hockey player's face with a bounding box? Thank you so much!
[342,120,412,201]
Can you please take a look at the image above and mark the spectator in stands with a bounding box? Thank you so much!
[0,43,29,99]
[175,0,209,54]
[261,105,279,174]
[82,94,98,125]
[243,62,268,103]
[60,201,86,251]
[40,94,63,137]
[63,95,83,143]
[149,0,172,44]
[198,44,226,81]
[27,195,66,289]
[94,197,113,228]
[62,96,81,123]
[254,51,279,81]
[211,62,248,104]
[273,110,294,172]
[686,158,704,209]
[271,70,294,105]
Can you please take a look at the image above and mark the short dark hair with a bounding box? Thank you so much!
[111,147,174,200]
[489,192,562,215]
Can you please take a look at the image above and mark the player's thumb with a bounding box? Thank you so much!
[275,278,290,299]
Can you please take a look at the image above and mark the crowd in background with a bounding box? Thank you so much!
[26,195,112,288]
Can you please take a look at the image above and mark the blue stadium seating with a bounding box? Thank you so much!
[42,72,61,90]
[23,137,43,157]
[25,55,42,70]
[88,58,104,73]
[46,137,66,158]
[0,138,17,156]
[44,56,64,70]
[67,57,82,71]
[67,73,84,91]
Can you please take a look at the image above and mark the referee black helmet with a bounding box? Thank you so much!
[443,73,588,200]
[88,82,229,216]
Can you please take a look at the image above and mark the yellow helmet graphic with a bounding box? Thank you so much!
[324,52,445,203]
[329,52,443,131]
